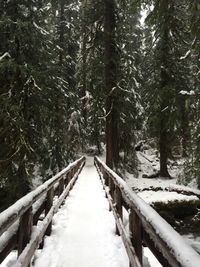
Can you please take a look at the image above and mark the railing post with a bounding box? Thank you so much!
[75,164,78,174]
[109,176,115,199]
[45,187,54,236]
[58,177,64,196]
[73,167,76,177]
[67,169,72,184]
[114,186,123,235]
[103,170,109,187]
[69,169,72,181]
[18,207,33,256]
[129,209,143,266]
[65,172,69,186]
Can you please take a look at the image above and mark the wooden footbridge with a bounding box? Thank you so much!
[0,156,200,267]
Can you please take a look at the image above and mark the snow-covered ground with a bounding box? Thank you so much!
[137,146,186,179]
[137,190,198,204]
[124,150,200,258]
[183,234,200,254]
[125,150,200,203]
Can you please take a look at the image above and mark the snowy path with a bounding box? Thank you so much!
[33,157,128,267]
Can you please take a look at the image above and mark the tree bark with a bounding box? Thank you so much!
[80,0,88,125]
[180,96,189,157]
[159,122,170,178]
[159,0,171,178]
[104,0,119,169]
[55,0,65,171]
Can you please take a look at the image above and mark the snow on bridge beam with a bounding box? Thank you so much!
[94,156,200,267]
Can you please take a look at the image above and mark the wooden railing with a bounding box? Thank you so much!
[94,156,200,267]
[0,156,85,267]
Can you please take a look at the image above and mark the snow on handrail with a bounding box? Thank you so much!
[0,156,85,266]
[10,166,83,267]
[0,156,85,236]
[95,156,200,267]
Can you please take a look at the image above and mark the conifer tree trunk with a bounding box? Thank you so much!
[59,0,65,65]
[80,0,87,125]
[159,58,170,177]
[55,0,65,171]
[159,0,171,178]
[104,0,119,169]
[180,96,189,157]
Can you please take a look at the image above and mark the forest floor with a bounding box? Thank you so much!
[124,149,200,255]
[126,149,197,200]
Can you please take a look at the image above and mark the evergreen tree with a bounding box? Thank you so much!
[0,0,80,209]
[39,0,80,175]
[141,0,193,177]
[117,1,143,172]
[77,0,105,153]
[0,0,49,208]
[189,0,200,187]
[104,0,120,169]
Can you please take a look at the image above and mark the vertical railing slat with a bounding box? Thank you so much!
[45,187,54,236]
[103,170,109,187]
[109,176,115,199]
[65,172,69,186]
[129,210,143,266]
[18,207,33,256]
[114,186,123,235]
[58,177,64,196]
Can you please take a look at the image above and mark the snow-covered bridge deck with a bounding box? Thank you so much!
[33,158,128,267]
[1,156,200,267]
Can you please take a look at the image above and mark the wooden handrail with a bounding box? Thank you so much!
[94,156,200,267]
[0,156,85,267]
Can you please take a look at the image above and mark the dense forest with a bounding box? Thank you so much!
[0,0,200,211]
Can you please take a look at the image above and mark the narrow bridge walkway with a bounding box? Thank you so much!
[33,157,128,267]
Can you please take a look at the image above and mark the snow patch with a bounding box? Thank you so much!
[0,52,11,61]
[179,90,195,96]
[180,50,191,60]
[138,190,198,204]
